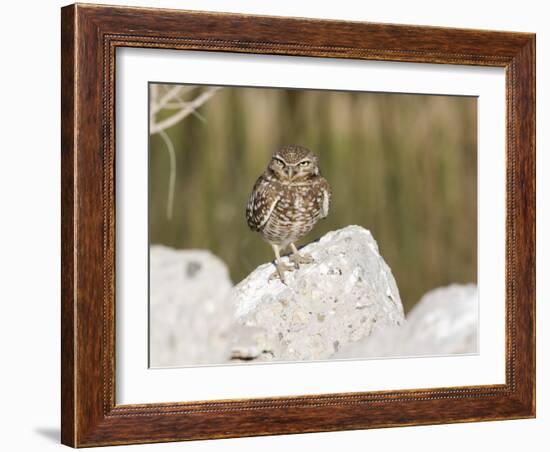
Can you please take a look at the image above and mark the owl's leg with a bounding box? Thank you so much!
[289,243,314,268]
[269,244,295,283]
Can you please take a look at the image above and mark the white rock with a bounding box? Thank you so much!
[229,226,405,362]
[149,246,234,367]
[335,283,478,359]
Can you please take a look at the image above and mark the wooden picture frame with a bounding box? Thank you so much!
[61,3,535,447]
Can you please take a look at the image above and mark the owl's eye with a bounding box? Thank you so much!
[273,159,284,167]
[299,161,310,167]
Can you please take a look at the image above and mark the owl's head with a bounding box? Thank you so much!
[268,145,320,182]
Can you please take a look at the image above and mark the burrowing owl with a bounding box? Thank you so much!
[246,145,331,282]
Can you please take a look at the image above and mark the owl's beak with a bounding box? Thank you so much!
[286,167,294,178]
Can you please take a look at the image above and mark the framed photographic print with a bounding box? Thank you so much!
[61,3,536,447]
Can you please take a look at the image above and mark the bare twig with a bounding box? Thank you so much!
[149,87,221,135]
[150,85,221,220]
[151,85,185,115]
[158,129,177,220]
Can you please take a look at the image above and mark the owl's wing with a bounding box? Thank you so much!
[246,177,281,231]
[320,177,331,218]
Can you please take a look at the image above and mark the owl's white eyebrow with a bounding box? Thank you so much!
[272,156,288,165]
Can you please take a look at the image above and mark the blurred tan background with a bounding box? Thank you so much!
[149,84,477,312]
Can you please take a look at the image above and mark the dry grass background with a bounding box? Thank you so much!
[149,84,477,312]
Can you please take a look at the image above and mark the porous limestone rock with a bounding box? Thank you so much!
[149,246,234,367]
[229,225,405,362]
[334,283,478,359]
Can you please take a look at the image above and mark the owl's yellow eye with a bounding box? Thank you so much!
[299,161,310,167]
[272,158,284,167]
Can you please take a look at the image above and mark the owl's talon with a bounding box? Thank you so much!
[289,252,314,268]
[270,261,295,283]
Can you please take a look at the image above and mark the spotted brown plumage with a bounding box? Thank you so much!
[246,145,331,282]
